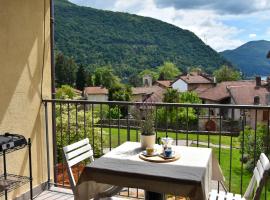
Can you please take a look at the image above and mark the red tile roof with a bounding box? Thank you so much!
[199,80,270,104]
[154,80,172,88]
[228,85,269,105]
[132,86,166,102]
[177,73,213,84]
[84,87,108,95]
[199,81,255,102]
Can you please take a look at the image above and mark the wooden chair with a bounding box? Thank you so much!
[63,138,123,199]
[209,153,270,200]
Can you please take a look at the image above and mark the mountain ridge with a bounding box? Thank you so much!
[54,0,230,79]
[220,40,270,77]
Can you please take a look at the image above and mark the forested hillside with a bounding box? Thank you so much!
[221,40,270,77]
[54,0,230,79]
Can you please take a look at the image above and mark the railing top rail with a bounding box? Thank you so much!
[42,99,270,110]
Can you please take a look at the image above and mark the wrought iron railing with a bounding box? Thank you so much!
[43,99,270,199]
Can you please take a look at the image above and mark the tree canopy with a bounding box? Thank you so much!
[93,67,120,89]
[213,65,241,83]
[55,52,78,87]
[158,62,181,80]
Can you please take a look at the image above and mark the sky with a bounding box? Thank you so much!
[69,0,270,52]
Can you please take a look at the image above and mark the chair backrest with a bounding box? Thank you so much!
[63,138,94,191]
[244,153,270,200]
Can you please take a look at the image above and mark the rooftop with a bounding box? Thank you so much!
[154,80,172,88]
[84,87,108,95]
[199,80,269,103]
[176,72,213,84]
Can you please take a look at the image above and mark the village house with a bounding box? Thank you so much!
[199,77,270,128]
[83,86,108,101]
[171,72,215,93]
[153,80,172,89]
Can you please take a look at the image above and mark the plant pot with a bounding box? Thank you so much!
[140,134,156,149]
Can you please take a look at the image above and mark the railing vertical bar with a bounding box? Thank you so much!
[67,103,71,144]
[127,105,130,141]
[75,103,78,139]
[60,102,64,187]
[196,107,199,147]
[254,109,258,169]
[91,104,95,155]
[109,105,112,151]
[186,107,189,146]
[218,107,222,192]
[44,102,51,188]
[100,104,103,154]
[208,108,210,148]
[240,109,246,195]
[176,106,179,146]
[118,105,120,146]
[218,108,222,162]
[265,108,270,200]
[229,135,232,192]
[83,104,86,138]
[75,103,79,180]
[155,106,158,142]
[165,106,168,137]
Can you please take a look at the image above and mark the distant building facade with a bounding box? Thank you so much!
[171,72,215,93]
[83,87,108,101]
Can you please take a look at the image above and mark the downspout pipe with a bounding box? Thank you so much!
[50,0,58,188]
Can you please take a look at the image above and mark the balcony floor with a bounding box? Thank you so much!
[33,181,223,200]
[34,187,143,200]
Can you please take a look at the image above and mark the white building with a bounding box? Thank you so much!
[83,87,108,101]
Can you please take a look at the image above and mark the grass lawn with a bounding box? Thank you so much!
[94,127,270,197]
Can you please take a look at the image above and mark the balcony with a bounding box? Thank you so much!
[29,99,270,200]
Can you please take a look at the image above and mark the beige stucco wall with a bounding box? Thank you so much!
[0,0,52,199]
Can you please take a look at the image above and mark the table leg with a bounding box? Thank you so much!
[144,191,165,200]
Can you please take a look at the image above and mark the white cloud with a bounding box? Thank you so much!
[249,33,257,38]
[129,0,244,51]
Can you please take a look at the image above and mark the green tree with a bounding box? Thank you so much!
[139,69,159,82]
[128,74,141,87]
[213,65,241,83]
[56,85,76,99]
[239,124,269,172]
[108,84,132,117]
[76,64,87,90]
[180,91,202,103]
[94,67,120,88]
[163,88,180,103]
[158,62,181,80]
[55,52,78,86]
[86,74,94,86]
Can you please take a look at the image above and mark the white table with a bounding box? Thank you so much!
[75,142,223,200]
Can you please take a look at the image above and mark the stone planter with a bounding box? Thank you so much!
[140,134,156,149]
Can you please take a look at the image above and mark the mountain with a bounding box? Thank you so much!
[221,40,270,77]
[54,0,230,79]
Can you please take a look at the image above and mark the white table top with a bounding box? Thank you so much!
[90,142,212,183]
[77,142,222,200]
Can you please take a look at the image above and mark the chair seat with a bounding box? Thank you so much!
[209,190,246,200]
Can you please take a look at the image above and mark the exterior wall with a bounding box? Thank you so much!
[0,0,52,198]
[171,79,188,92]
[86,94,108,101]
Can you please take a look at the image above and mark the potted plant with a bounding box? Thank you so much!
[133,101,156,149]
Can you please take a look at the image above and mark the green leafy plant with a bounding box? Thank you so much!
[239,124,269,172]
[132,102,155,136]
